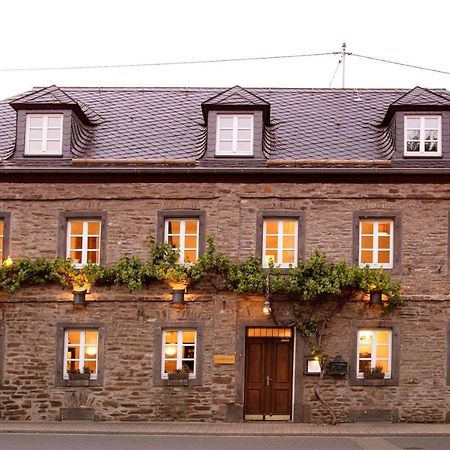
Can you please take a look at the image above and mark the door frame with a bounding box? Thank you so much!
[235,320,305,422]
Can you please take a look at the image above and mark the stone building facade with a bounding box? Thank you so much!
[0,85,450,423]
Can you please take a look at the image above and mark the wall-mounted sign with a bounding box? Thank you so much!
[214,354,236,365]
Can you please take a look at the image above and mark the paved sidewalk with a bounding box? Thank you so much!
[0,421,449,437]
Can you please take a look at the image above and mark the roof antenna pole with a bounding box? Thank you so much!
[341,42,346,88]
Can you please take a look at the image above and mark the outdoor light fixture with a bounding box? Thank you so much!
[2,256,13,269]
[304,356,321,375]
[369,291,382,305]
[262,299,271,316]
[73,290,87,307]
[172,288,185,306]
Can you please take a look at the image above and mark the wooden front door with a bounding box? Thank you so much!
[244,327,293,421]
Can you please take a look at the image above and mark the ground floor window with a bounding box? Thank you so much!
[357,329,392,379]
[162,329,197,379]
[63,329,99,379]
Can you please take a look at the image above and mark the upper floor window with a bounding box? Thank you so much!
[262,219,298,268]
[216,114,253,156]
[164,218,199,264]
[25,114,63,156]
[63,329,99,380]
[357,329,392,379]
[162,329,197,379]
[67,220,101,268]
[404,116,441,156]
[359,219,393,269]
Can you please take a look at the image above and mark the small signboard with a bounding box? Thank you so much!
[214,354,236,365]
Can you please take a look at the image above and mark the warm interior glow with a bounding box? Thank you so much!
[85,346,97,356]
[307,359,321,374]
[165,346,177,357]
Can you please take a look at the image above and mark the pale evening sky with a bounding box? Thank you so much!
[0,0,449,99]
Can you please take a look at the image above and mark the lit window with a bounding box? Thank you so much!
[0,220,3,263]
[404,116,441,156]
[359,220,393,269]
[63,329,98,379]
[162,329,197,379]
[67,220,101,268]
[25,114,63,156]
[357,329,392,379]
[216,114,253,156]
[262,219,298,268]
[165,219,199,263]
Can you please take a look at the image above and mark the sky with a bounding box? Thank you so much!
[0,0,449,99]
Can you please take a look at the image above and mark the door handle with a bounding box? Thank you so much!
[266,376,272,386]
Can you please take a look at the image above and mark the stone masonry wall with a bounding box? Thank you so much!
[0,181,450,422]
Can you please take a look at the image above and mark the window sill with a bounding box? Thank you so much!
[56,378,103,388]
[351,377,397,387]
[402,154,443,159]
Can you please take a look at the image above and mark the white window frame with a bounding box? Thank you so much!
[67,220,101,268]
[215,114,254,156]
[404,115,442,156]
[24,113,64,156]
[161,329,197,379]
[63,329,98,380]
[262,219,298,268]
[357,329,392,379]
[359,219,394,269]
[164,219,199,264]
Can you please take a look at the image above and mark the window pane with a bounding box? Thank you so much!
[164,331,178,344]
[264,250,277,265]
[70,251,82,264]
[47,140,61,152]
[219,116,233,128]
[167,220,180,234]
[424,117,438,129]
[84,360,97,373]
[237,129,251,140]
[70,237,83,249]
[182,346,195,359]
[282,236,295,249]
[184,235,198,249]
[67,345,80,359]
[168,235,180,247]
[358,330,372,345]
[378,236,390,249]
[182,360,194,372]
[28,140,42,151]
[29,116,43,127]
[265,235,278,249]
[88,222,100,234]
[406,130,420,140]
[47,129,61,139]
[68,331,81,344]
[358,360,371,373]
[378,251,391,264]
[265,220,278,234]
[425,142,438,152]
[164,360,177,373]
[360,250,373,264]
[424,130,438,140]
[361,236,373,248]
[218,140,233,152]
[164,345,177,357]
[87,237,99,250]
[376,330,390,345]
[360,222,373,234]
[185,220,198,234]
[0,221,3,235]
[219,129,233,140]
[29,129,43,139]
[85,331,98,345]
[184,250,197,263]
[378,223,391,234]
[67,360,80,373]
[358,345,372,358]
[282,250,295,265]
[406,118,420,128]
[236,140,251,152]
[376,346,389,358]
[375,360,389,374]
[283,221,296,234]
[87,251,100,264]
[70,222,83,235]
[84,347,97,359]
[48,116,62,128]
[182,330,196,344]
[407,141,420,152]
[238,116,252,128]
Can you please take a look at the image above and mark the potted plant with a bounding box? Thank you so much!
[363,365,385,380]
[68,366,92,381]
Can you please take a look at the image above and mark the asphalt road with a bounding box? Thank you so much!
[1,434,450,450]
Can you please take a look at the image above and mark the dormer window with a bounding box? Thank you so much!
[216,114,253,156]
[404,116,441,156]
[25,114,63,156]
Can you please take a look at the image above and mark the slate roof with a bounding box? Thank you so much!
[1,85,450,173]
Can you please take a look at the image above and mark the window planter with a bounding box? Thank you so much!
[363,372,385,380]
[167,371,189,386]
[68,372,91,381]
